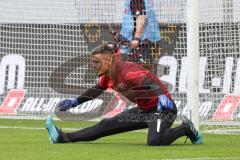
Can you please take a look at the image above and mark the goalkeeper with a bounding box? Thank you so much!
[45,42,202,146]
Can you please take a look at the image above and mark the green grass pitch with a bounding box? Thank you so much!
[0,118,240,160]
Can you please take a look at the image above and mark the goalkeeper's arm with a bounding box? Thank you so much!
[58,84,104,111]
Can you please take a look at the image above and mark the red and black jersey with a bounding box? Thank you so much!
[98,60,171,110]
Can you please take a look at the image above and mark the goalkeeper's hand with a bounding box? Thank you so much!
[157,95,174,112]
[58,98,80,111]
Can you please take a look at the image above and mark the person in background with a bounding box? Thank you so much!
[113,0,161,74]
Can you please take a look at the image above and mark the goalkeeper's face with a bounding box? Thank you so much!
[92,53,113,77]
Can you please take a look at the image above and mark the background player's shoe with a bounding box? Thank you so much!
[181,116,203,144]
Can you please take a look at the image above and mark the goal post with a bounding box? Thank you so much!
[186,0,200,130]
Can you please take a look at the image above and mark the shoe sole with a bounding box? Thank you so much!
[45,116,59,144]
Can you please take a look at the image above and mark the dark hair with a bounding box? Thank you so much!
[91,42,120,55]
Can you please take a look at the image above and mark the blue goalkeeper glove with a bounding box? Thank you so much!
[157,95,174,112]
[58,98,80,111]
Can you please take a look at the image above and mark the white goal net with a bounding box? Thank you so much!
[0,0,240,133]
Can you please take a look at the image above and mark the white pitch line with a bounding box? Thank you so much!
[0,125,148,132]
[0,125,80,131]
[1,126,239,135]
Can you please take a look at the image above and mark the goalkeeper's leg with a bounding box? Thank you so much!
[47,107,149,143]
[146,110,185,146]
[147,110,202,146]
